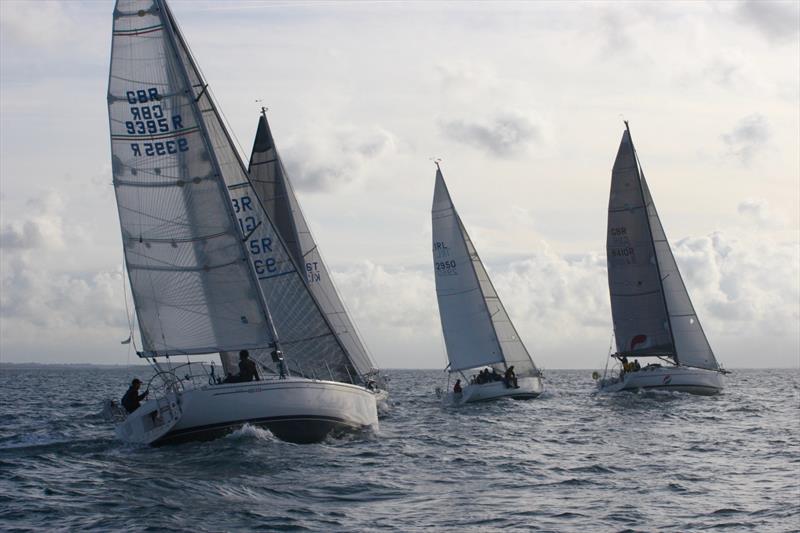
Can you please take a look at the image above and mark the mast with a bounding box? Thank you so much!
[624,121,679,365]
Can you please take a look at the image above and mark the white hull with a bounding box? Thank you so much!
[445,376,544,405]
[597,364,724,395]
[116,377,378,445]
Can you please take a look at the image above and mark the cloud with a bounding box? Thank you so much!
[0,191,64,250]
[721,114,771,164]
[438,110,544,157]
[0,1,74,49]
[736,198,786,228]
[281,126,397,192]
[736,0,800,43]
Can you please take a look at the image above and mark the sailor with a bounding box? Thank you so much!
[633,359,641,371]
[271,349,287,379]
[121,378,148,413]
[504,366,518,388]
[453,379,463,394]
[238,350,260,382]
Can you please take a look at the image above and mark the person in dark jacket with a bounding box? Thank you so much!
[238,350,260,382]
[453,379,463,394]
[504,366,518,388]
[121,378,148,413]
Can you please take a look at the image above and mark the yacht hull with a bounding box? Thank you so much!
[446,376,544,405]
[116,378,379,445]
[597,365,724,395]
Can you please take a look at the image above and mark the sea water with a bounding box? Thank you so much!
[0,367,798,532]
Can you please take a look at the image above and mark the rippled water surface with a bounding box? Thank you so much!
[1,367,798,531]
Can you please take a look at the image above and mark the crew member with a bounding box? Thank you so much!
[121,378,148,413]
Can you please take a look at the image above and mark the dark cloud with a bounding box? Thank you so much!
[737,0,800,43]
[438,112,543,157]
[282,127,396,192]
[0,221,44,249]
[721,114,770,164]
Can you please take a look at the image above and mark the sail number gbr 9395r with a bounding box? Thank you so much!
[124,88,189,157]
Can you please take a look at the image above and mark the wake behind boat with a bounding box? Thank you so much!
[431,164,544,404]
[106,0,380,445]
[595,122,726,395]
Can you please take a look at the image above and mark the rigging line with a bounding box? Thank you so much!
[120,254,138,354]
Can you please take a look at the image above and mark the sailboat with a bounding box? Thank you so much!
[431,164,544,404]
[106,0,380,445]
[596,122,726,395]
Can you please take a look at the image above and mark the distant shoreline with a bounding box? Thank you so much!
[1,362,797,371]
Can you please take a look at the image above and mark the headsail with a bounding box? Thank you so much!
[107,0,273,356]
[245,114,379,380]
[432,166,538,375]
[606,125,718,370]
[641,174,718,370]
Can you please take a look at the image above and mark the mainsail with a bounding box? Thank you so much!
[606,124,718,370]
[431,166,538,376]
[108,0,360,383]
[244,113,379,380]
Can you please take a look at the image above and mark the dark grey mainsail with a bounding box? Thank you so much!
[244,113,380,381]
[108,0,360,383]
[606,123,718,370]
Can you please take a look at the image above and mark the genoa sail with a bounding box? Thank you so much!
[606,125,718,370]
[245,114,379,381]
[108,0,274,356]
[432,166,538,376]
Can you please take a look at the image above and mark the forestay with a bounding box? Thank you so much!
[245,115,378,380]
[606,127,718,370]
[432,167,537,375]
[107,0,273,356]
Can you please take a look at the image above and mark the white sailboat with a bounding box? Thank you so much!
[596,122,726,395]
[106,0,379,444]
[431,164,544,404]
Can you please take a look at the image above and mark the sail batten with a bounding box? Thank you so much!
[431,167,538,376]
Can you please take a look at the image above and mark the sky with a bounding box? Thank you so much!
[0,0,798,370]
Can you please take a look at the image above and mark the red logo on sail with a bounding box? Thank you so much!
[630,335,648,351]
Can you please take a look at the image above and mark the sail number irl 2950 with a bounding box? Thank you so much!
[125,88,189,157]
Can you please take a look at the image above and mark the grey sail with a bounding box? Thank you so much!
[432,167,538,376]
[107,0,274,356]
[641,177,718,370]
[606,127,718,370]
[109,0,360,383]
[244,115,379,380]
